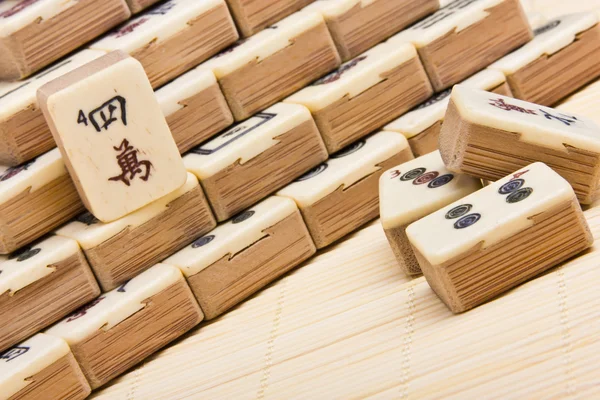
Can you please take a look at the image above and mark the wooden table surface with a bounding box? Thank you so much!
[93,3,600,399]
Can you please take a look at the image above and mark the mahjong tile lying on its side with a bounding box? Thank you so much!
[388,0,532,92]
[304,0,439,61]
[285,41,433,154]
[0,334,90,400]
[226,0,316,37]
[156,67,233,154]
[0,149,84,254]
[184,103,328,222]
[0,0,129,80]
[407,163,592,313]
[45,264,203,389]
[440,85,600,204]
[385,69,511,157]
[90,0,238,88]
[379,151,482,276]
[488,13,600,106]
[165,196,315,319]
[57,173,216,291]
[278,131,413,248]
[0,235,99,353]
[201,10,341,120]
[0,49,108,166]
[38,51,188,222]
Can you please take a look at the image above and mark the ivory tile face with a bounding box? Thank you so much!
[407,163,592,312]
[56,172,215,290]
[278,131,413,247]
[165,196,314,319]
[38,52,187,222]
[389,0,532,91]
[489,13,600,105]
[45,264,203,388]
[379,151,481,275]
[0,334,89,400]
[184,103,327,221]
[0,0,129,79]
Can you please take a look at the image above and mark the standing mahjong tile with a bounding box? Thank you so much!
[200,10,341,120]
[303,0,439,61]
[56,173,216,291]
[488,13,600,106]
[277,131,413,248]
[156,67,234,154]
[164,196,315,319]
[388,0,532,92]
[0,0,129,79]
[285,41,433,154]
[90,0,238,88]
[379,151,482,276]
[385,69,511,157]
[226,0,316,37]
[0,149,84,254]
[440,85,600,204]
[0,235,99,352]
[38,51,188,222]
[45,264,203,389]
[0,334,90,400]
[0,49,108,166]
[184,103,328,222]
[406,163,592,313]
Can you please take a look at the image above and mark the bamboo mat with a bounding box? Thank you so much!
[92,3,600,399]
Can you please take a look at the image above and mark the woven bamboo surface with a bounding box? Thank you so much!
[92,2,600,398]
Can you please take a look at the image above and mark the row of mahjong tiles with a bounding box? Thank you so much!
[6,0,593,166]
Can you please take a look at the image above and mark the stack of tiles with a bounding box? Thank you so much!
[278,131,413,248]
[0,0,130,80]
[45,264,203,389]
[407,163,592,313]
[226,0,316,37]
[165,196,315,319]
[389,0,532,91]
[440,85,600,204]
[379,151,482,276]
[285,40,433,153]
[201,10,341,120]
[488,13,600,105]
[0,236,99,352]
[304,0,439,61]
[89,0,239,88]
[384,69,511,157]
[0,334,91,400]
[184,103,328,221]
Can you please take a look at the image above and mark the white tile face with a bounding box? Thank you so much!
[42,55,187,222]
[379,151,482,229]
[201,11,324,77]
[526,12,547,30]
[0,235,79,296]
[90,0,223,53]
[0,148,67,206]
[56,172,199,249]
[406,162,574,266]
[0,0,78,37]
[183,103,312,179]
[164,196,297,277]
[45,264,183,345]
[303,0,377,18]
[156,67,217,117]
[489,13,598,74]
[277,131,409,207]
[385,69,506,138]
[388,0,504,47]
[452,85,600,152]
[0,49,107,121]
[284,41,417,111]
